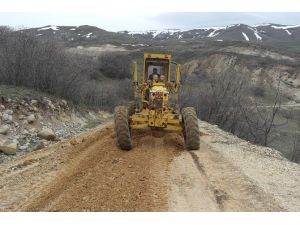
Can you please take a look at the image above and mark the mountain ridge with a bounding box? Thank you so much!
[19,23,300,44]
[120,23,300,42]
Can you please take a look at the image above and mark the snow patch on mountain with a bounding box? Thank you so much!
[207,29,220,37]
[38,25,59,31]
[242,32,249,41]
[152,30,163,38]
[127,29,181,38]
[270,24,300,36]
[84,33,93,38]
[248,27,262,41]
[271,25,300,29]
[197,24,236,30]
[252,23,271,27]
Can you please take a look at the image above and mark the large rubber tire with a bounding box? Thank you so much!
[182,107,200,150]
[114,106,133,150]
[128,101,136,116]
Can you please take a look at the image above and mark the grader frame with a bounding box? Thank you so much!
[131,53,182,131]
[114,53,200,151]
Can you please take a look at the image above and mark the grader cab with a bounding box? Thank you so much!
[114,53,200,150]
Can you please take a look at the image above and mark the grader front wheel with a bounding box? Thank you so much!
[114,106,133,150]
[182,107,200,150]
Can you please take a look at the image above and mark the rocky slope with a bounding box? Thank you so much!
[181,46,300,160]
[182,46,300,102]
[0,85,111,161]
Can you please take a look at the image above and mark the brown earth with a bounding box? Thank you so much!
[0,121,298,212]
[0,123,182,211]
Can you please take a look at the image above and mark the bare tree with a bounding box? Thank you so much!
[97,52,132,80]
[181,71,284,148]
[0,26,133,112]
[181,71,251,135]
[241,81,284,146]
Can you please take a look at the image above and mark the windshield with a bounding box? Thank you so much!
[145,58,169,81]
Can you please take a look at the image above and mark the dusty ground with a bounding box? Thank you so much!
[0,123,181,211]
[169,142,284,211]
[0,121,299,211]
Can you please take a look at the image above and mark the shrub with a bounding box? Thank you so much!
[251,86,265,97]
[0,27,133,111]
[98,52,132,80]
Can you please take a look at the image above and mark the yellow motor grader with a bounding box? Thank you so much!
[114,53,200,150]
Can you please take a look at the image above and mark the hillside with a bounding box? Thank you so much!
[181,45,300,160]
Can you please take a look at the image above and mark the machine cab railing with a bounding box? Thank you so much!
[142,53,171,83]
[133,53,181,91]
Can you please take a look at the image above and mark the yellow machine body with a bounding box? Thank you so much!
[131,53,182,131]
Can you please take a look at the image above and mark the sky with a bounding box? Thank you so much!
[0,0,300,31]
[1,12,300,32]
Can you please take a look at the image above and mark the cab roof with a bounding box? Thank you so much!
[144,53,171,60]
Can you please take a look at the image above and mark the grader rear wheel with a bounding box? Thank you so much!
[114,106,133,150]
[127,101,136,116]
[182,107,200,150]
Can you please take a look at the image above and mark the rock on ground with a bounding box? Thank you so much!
[69,137,78,146]
[0,142,17,155]
[0,125,9,135]
[2,114,13,123]
[31,141,45,151]
[27,114,36,123]
[37,128,56,141]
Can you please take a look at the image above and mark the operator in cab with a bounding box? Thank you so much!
[153,74,159,83]
[148,68,160,80]
[159,74,165,83]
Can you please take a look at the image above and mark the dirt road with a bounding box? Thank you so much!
[0,121,299,211]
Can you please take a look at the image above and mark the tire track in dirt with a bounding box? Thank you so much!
[25,128,183,211]
[168,139,285,211]
[0,124,112,211]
